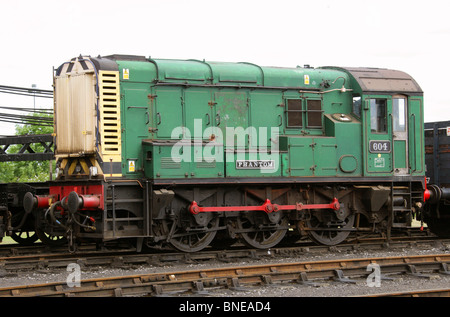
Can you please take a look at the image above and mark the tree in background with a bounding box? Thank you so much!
[0,113,53,183]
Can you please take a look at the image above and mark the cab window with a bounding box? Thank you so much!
[370,99,387,133]
[392,97,406,132]
[352,96,361,118]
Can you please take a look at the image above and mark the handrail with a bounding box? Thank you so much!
[390,113,394,173]
[410,114,416,173]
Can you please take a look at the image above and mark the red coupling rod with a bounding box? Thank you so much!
[296,197,340,211]
[188,197,340,215]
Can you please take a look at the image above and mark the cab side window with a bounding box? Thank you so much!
[392,97,406,132]
[352,96,361,118]
[370,99,387,133]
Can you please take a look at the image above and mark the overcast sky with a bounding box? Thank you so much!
[0,0,448,136]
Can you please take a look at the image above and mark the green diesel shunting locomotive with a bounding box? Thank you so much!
[24,55,426,252]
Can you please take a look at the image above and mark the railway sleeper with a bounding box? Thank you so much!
[297,272,322,287]
[440,263,450,275]
[333,269,357,284]
[406,264,434,279]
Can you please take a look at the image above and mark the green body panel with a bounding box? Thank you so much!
[248,91,284,148]
[121,85,151,177]
[324,114,362,176]
[408,97,424,173]
[314,138,338,176]
[394,140,407,169]
[283,137,314,177]
[282,136,339,177]
[143,140,224,179]
[184,89,213,139]
[215,90,249,140]
[153,87,183,139]
[116,60,155,177]
[111,58,424,180]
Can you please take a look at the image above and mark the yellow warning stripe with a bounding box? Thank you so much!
[98,70,122,177]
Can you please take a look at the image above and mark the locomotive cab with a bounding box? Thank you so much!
[337,67,425,229]
[326,67,424,177]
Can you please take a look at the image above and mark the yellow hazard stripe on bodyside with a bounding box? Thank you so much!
[98,70,122,177]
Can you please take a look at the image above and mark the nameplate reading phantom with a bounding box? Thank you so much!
[236,160,275,169]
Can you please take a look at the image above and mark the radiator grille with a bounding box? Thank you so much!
[161,157,181,169]
[98,71,122,175]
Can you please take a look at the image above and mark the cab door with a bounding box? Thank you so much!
[364,95,409,175]
[365,96,392,174]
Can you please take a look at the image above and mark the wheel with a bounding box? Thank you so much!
[306,213,355,246]
[7,210,38,245]
[163,215,219,253]
[34,211,67,246]
[236,211,288,249]
[35,226,67,246]
[10,230,39,245]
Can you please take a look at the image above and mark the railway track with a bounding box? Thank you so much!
[0,242,98,257]
[366,288,450,297]
[0,231,447,298]
[1,253,450,297]
[0,236,447,273]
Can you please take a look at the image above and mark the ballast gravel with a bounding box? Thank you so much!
[0,242,449,297]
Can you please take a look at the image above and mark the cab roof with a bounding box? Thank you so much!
[322,66,422,95]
